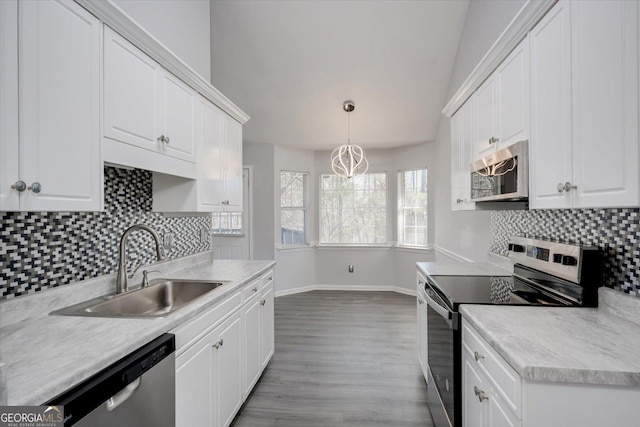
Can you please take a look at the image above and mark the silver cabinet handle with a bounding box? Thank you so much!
[260,299,266,306]
[252,287,258,292]
[28,182,41,193]
[456,198,463,204]
[564,182,577,192]
[158,135,168,143]
[165,136,170,144]
[213,339,224,349]
[474,351,485,362]
[11,181,26,192]
[474,386,488,402]
[557,182,565,193]
[418,299,425,304]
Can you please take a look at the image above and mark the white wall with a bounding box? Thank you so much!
[432,0,526,261]
[244,143,275,260]
[111,0,211,81]
[273,146,317,294]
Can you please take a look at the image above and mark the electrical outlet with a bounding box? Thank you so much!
[200,228,210,245]
[163,232,174,250]
[348,265,354,273]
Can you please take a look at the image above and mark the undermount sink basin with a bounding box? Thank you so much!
[51,279,230,319]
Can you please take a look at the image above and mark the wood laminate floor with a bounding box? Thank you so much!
[231,291,433,427]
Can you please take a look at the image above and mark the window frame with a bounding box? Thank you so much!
[211,210,245,237]
[318,171,389,246]
[397,168,429,248]
[279,170,309,246]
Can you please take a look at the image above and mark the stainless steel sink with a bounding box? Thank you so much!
[51,279,230,318]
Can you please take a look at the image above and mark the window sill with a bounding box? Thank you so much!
[315,244,393,251]
[276,244,313,252]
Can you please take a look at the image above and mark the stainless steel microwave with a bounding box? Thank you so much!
[470,140,528,202]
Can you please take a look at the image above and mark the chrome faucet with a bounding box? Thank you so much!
[116,224,166,294]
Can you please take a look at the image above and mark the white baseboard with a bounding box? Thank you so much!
[275,284,416,298]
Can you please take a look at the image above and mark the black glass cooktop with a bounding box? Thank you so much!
[426,274,576,310]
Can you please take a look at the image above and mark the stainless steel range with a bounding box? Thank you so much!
[424,237,604,427]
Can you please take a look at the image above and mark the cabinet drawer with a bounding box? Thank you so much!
[241,270,274,303]
[462,320,521,416]
[172,291,242,354]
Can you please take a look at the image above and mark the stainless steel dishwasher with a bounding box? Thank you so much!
[46,333,175,427]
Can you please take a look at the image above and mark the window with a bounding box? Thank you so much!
[212,211,243,235]
[280,171,308,245]
[398,169,428,247]
[320,173,387,244]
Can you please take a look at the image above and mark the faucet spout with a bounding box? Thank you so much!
[116,224,166,294]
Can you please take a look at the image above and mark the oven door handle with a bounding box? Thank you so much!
[425,287,453,321]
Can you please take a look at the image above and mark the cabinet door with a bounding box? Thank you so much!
[104,27,159,152]
[473,76,497,160]
[529,1,573,209]
[463,353,486,427]
[0,0,19,210]
[213,312,243,427]
[176,337,213,427]
[487,390,521,427]
[158,71,197,163]
[571,0,639,208]
[416,283,428,379]
[19,0,101,211]
[260,283,275,368]
[223,116,243,210]
[497,37,530,150]
[198,98,225,210]
[243,295,262,396]
[451,109,464,211]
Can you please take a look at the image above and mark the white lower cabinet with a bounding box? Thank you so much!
[174,269,275,427]
[462,318,640,427]
[416,273,429,381]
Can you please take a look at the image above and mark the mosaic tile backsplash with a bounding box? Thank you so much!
[0,167,211,300]
[490,209,640,296]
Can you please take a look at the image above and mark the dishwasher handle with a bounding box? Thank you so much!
[105,378,141,412]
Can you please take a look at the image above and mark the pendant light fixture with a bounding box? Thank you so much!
[331,100,368,178]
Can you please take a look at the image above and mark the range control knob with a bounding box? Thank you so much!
[508,243,525,253]
[561,255,577,266]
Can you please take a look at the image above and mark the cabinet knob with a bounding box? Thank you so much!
[213,339,224,349]
[11,181,26,192]
[418,299,424,304]
[456,198,463,204]
[564,182,577,192]
[474,351,484,362]
[260,299,266,306]
[165,136,170,144]
[252,287,258,293]
[557,182,565,193]
[158,135,167,143]
[474,386,488,402]
[28,182,41,194]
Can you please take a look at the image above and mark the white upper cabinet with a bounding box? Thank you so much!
[0,0,101,212]
[496,37,530,151]
[473,76,497,160]
[530,0,639,209]
[451,101,476,210]
[103,26,196,175]
[223,116,243,210]
[529,1,573,209]
[473,37,530,161]
[570,0,639,208]
[153,96,243,212]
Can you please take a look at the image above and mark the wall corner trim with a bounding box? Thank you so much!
[441,0,557,118]
[431,245,475,263]
[75,0,250,124]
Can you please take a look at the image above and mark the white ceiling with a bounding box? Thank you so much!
[210,0,469,150]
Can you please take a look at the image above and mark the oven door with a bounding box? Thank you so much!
[426,284,459,427]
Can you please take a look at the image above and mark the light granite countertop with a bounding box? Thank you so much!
[0,253,275,406]
[460,288,640,386]
[416,260,512,277]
